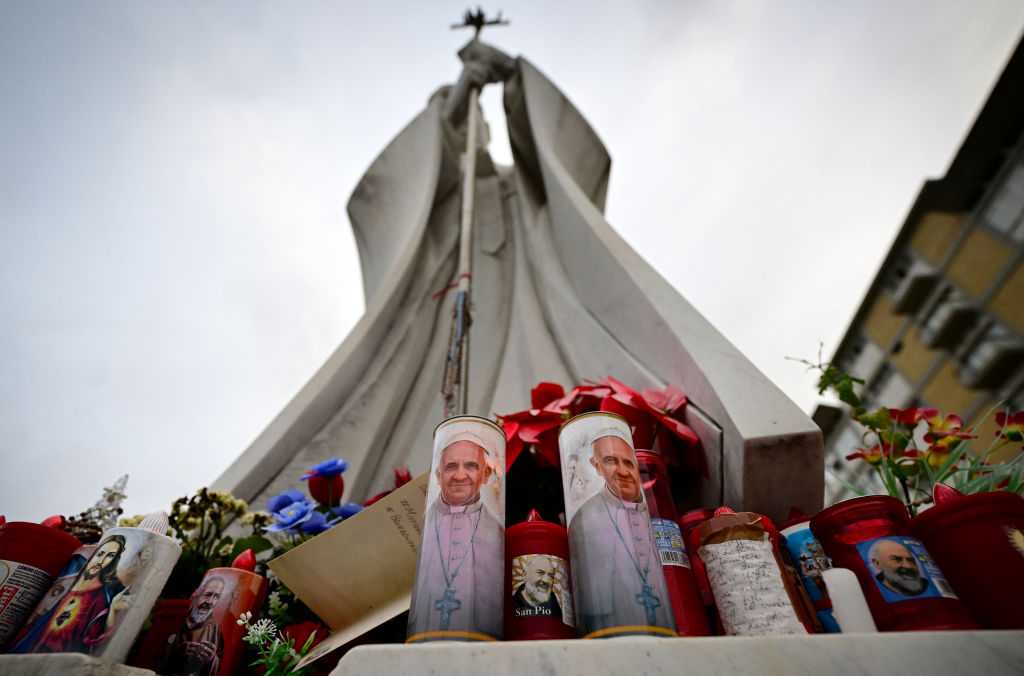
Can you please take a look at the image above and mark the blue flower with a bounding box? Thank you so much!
[266,489,304,514]
[301,458,348,480]
[299,511,331,535]
[266,499,316,533]
[332,502,363,520]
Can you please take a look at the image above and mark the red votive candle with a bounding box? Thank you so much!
[678,508,717,631]
[811,496,977,631]
[504,509,576,640]
[635,451,708,636]
[0,522,81,648]
[164,556,268,675]
[912,491,1024,629]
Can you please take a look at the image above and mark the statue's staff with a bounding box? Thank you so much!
[442,8,509,417]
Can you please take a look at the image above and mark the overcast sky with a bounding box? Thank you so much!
[2,2,1022,521]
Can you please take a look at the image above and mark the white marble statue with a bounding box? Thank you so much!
[214,39,822,522]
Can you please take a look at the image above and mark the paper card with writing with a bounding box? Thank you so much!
[268,474,429,669]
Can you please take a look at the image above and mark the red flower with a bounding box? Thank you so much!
[996,410,1024,442]
[888,407,936,426]
[363,466,415,507]
[282,620,326,652]
[601,376,704,476]
[923,413,976,458]
[530,382,565,409]
[846,443,891,465]
[499,399,568,471]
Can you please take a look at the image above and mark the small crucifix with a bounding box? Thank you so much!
[435,587,463,630]
[636,583,662,626]
[450,7,509,38]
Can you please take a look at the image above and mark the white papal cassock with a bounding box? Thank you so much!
[569,486,674,635]
[408,498,503,638]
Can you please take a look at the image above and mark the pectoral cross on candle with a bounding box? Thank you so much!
[435,587,462,630]
[636,583,661,626]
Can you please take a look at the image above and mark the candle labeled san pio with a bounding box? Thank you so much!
[407,416,506,643]
[505,509,575,640]
[22,513,181,662]
[558,412,676,638]
[0,521,81,648]
[163,551,267,676]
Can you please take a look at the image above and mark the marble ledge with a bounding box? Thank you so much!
[0,654,156,676]
[330,631,1024,676]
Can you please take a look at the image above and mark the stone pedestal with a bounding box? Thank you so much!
[329,631,1024,676]
[0,654,156,676]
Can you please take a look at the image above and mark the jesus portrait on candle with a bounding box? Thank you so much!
[30,534,131,654]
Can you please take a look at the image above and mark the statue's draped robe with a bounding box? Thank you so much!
[215,58,823,521]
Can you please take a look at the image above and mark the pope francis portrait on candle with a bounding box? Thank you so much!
[408,420,504,641]
[566,424,674,637]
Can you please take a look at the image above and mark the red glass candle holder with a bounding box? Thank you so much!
[912,491,1024,629]
[636,451,708,636]
[810,495,977,632]
[0,522,81,648]
[504,510,576,640]
[678,508,718,633]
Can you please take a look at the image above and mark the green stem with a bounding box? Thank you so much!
[899,476,916,516]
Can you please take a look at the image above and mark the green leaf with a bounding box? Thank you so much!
[877,459,904,502]
[232,536,274,557]
[301,630,318,653]
[856,407,892,432]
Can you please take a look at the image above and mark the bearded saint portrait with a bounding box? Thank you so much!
[163,574,229,676]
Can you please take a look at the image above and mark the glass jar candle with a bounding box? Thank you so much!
[635,451,708,636]
[695,511,814,636]
[810,496,977,631]
[912,491,1024,629]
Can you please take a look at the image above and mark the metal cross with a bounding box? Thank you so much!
[635,583,661,626]
[435,587,463,630]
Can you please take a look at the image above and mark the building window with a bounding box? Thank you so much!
[881,251,915,294]
[959,320,1024,390]
[919,285,978,350]
[847,335,885,383]
[867,363,915,407]
[982,158,1024,242]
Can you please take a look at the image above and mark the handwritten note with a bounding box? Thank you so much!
[699,535,806,636]
[269,473,430,669]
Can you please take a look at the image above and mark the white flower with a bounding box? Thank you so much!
[245,618,278,646]
[236,611,253,627]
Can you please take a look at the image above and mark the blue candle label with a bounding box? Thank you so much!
[781,524,840,633]
[651,518,689,568]
[0,559,54,645]
[856,536,958,603]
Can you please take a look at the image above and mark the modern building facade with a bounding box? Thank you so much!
[819,38,1024,503]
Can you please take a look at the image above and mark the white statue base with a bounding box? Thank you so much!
[329,631,1024,676]
[0,654,155,676]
